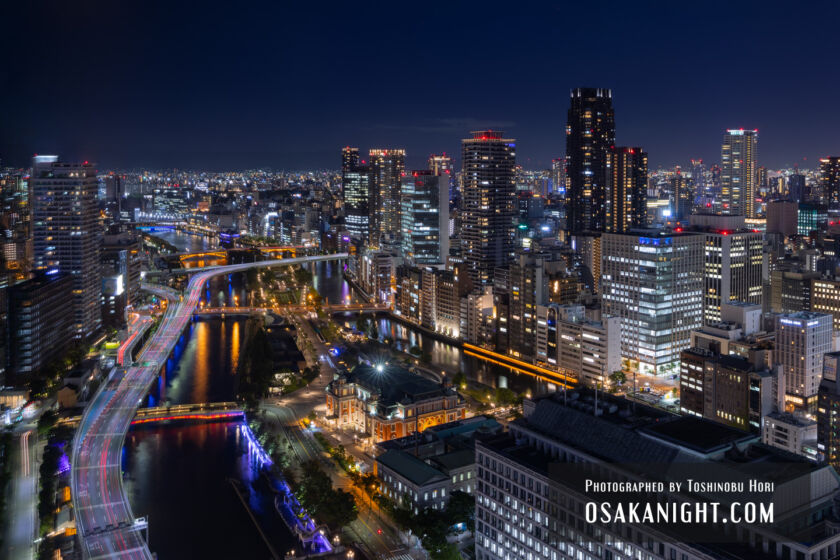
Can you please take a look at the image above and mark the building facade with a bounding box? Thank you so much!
[720,129,758,217]
[460,131,516,286]
[325,364,466,442]
[8,271,74,377]
[369,149,406,243]
[820,157,840,207]
[689,214,764,324]
[776,312,833,411]
[565,87,615,234]
[601,231,704,375]
[31,156,102,338]
[812,278,840,332]
[342,164,371,242]
[400,171,449,264]
[605,146,647,233]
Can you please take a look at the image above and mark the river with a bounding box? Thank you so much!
[124,229,555,558]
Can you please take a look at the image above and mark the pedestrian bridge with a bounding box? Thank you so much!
[57,402,243,428]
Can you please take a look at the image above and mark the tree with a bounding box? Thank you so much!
[408,345,422,357]
[294,266,313,286]
[452,371,467,389]
[609,370,627,386]
[297,461,358,530]
[494,387,520,406]
[355,316,370,334]
[319,488,357,529]
[445,491,475,532]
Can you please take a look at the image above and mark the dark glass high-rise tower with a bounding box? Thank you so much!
[565,87,615,234]
[461,130,516,286]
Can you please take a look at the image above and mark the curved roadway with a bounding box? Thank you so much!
[71,254,347,560]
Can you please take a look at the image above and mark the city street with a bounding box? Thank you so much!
[2,424,39,560]
[261,312,423,559]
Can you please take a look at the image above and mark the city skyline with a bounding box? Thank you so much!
[2,2,840,170]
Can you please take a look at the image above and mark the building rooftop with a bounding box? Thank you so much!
[765,411,817,428]
[428,449,475,473]
[376,449,447,487]
[343,364,455,408]
[640,416,755,455]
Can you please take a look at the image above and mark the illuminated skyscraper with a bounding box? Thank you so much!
[605,146,647,233]
[672,168,693,221]
[427,154,452,176]
[343,165,371,242]
[720,129,758,217]
[776,312,832,411]
[551,157,565,196]
[601,231,704,376]
[369,149,405,242]
[690,158,705,196]
[565,87,615,233]
[461,130,516,286]
[428,153,454,201]
[400,171,449,264]
[31,155,102,338]
[341,146,360,174]
[820,156,840,207]
[688,214,764,324]
[341,147,369,241]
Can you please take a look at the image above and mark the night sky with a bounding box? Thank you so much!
[2,1,839,171]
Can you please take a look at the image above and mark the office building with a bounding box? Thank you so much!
[776,312,833,411]
[605,146,647,233]
[31,156,102,338]
[690,158,705,196]
[680,348,777,432]
[763,411,817,458]
[565,87,615,233]
[476,390,840,560]
[428,153,454,201]
[770,268,819,313]
[8,271,74,378]
[428,153,452,176]
[818,352,840,468]
[536,303,621,386]
[688,214,764,324]
[798,202,827,236]
[375,449,452,513]
[820,157,840,207]
[720,129,758,217]
[102,172,124,220]
[0,172,32,286]
[672,168,693,220]
[601,231,703,375]
[766,200,798,236]
[812,278,840,332]
[550,157,565,196]
[506,253,551,361]
[341,146,360,175]
[788,173,807,203]
[343,165,371,242]
[460,130,516,286]
[400,171,449,264]
[369,149,406,243]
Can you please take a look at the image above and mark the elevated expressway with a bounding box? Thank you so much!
[71,254,347,559]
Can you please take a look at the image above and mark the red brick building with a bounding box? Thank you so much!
[325,364,466,442]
